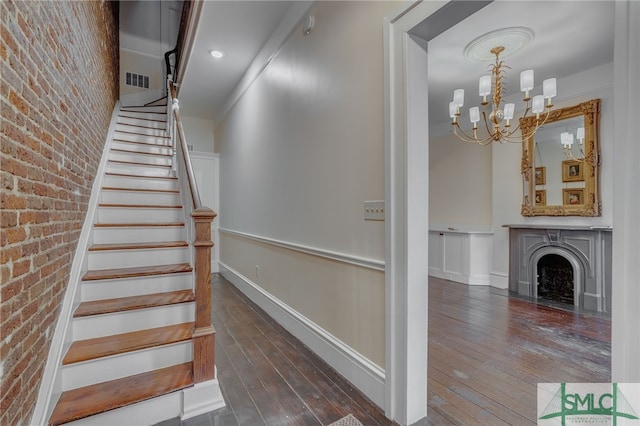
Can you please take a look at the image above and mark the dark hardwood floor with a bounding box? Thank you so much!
[158,274,610,426]
[427,276,610,425]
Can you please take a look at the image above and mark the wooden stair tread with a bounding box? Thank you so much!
[111,147,172,157]
[102,186,179,193]
[115,128,169,138]
[98,203,182,209]
[105,171,177,180]
[63,321,194,364]
[94,222,185,228]
[117,121,167,130]
[82,263,192,281]
[112,138,172,147]
[73,290,194,318]
[108,159,172,168]
[48,362,193,426]
[89,241,188,251]
[118,114,167,123]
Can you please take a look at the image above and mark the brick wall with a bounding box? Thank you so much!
[0,1,119,424]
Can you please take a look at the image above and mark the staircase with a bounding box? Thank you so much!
[47,104,223,425]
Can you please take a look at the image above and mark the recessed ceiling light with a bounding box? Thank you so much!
[209,49,225,59]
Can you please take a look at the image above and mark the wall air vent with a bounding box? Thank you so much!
[125,72,150,89]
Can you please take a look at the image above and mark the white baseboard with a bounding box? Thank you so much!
[490,272,509,289]
[219,263,386,408]
[181,378,226,420]
[428,269,490,286]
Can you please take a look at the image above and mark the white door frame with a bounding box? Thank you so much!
[384,1,640,424]
[383,2,446,424]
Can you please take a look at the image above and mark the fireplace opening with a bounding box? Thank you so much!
[537,254,574,305]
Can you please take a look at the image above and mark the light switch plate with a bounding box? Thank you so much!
[364,201,385,221]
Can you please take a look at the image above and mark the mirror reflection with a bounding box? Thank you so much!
[521,99,601,217]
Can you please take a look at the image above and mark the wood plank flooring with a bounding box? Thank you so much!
[427,276,610,425]
[157,275,610,426]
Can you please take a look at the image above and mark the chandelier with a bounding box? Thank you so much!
[449,44,557,145]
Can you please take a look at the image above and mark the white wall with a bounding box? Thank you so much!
[429,132,492,226]
[216,1,397,373]
[181,116,215,153]
[490,63,614,288]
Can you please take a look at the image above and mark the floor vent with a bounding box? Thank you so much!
[125,72,150,89]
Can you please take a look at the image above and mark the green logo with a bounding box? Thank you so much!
[539,383,639,425]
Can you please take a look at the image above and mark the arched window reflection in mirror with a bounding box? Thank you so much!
[521,99,601,217]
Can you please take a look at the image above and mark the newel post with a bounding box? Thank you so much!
[192,206,216,383]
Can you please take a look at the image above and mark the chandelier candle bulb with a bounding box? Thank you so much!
[504,103,515,125]
[520,69,534,98]
[479,75,491,103]
[561,131,574,147]
[532,95,544,116]
[449,102,458,123]
[543,78,557,98]
[577,127,585,144]
[453,89,465,107]
[470,106,480,126]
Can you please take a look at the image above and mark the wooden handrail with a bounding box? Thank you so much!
[167,78,216,384]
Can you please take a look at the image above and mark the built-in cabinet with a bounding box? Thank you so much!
[428,228,492,285]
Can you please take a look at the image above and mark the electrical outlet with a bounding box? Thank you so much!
[364,201,385,221]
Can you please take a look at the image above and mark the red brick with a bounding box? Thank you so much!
[11,259,30,278]
[1,278,22,303]
[8,89,28,115]
[1,246,21,264]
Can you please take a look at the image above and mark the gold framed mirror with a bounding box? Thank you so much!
[521,99,601,216]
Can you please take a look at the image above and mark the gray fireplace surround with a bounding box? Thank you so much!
[506,225,612,313]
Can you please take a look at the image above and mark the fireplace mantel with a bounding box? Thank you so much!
[505,225,612,312]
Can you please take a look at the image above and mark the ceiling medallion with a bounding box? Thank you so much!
[464,27,534,63]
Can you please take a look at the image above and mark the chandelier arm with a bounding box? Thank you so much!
[481,109,493,136]
[452,124,494,145]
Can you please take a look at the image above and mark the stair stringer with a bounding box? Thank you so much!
[32,102,122,425]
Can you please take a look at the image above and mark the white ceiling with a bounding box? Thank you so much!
[177,1,614,125]
[178,1,293,119]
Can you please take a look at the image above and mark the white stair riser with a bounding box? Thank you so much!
[119,111,167,122]
[121,106,167,114]
[100,190,181,206]
[88,247,189,270]
[113,131,170,146]
[62,342,192,390]
[73,303,195,340]
[106,161,173,178]
[118,116,166,130]
[103,175,178,192]
[97,206,183,223]
[116,123,166,137]
[93,226,186,245]
[62,390,181,426]
[109,151,172,167]
[81,273,193,301]
[111,140,173,156]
